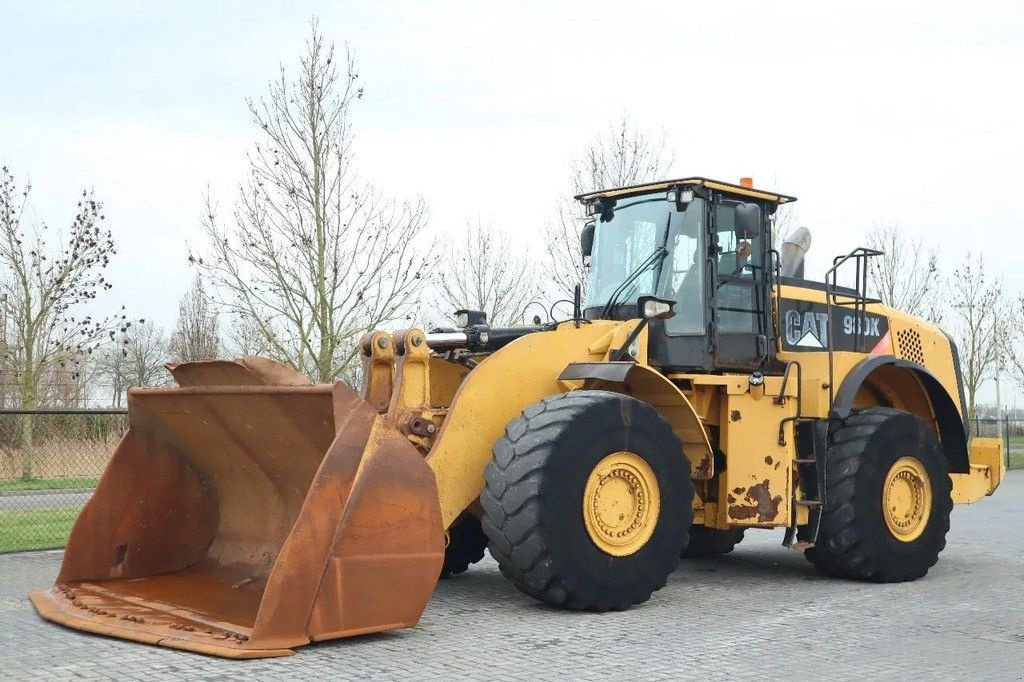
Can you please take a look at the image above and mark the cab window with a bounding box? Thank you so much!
[715,201,764,334]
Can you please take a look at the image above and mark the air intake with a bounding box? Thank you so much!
[896,329,925,365]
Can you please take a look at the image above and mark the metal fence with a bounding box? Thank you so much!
[972,417,1024,470]
[0,409,128,553]
[0,410,1020,554]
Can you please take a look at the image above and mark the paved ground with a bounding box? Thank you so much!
[0,489,92,511]
[2,472,1022,681]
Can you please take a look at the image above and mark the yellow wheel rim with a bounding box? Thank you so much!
[882,456,932,542]
[582,451,660,556]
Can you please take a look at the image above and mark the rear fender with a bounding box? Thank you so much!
[833,355,969,473]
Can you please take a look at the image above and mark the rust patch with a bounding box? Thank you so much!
[774,460,781,470]
[730,410,741,422]
[727,494,737,504]
[764,455,773,465]
[732,487,744,495]
[727,479,783,523]
[693,455,711,479]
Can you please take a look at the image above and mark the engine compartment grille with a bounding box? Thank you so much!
[896,328,925,365]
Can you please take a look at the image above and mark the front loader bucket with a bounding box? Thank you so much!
[29,359,444,658]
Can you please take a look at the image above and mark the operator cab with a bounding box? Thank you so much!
[577,177,797,373]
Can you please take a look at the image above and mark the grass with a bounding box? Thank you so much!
[0,506,81,552]
[1009,450,1024,470]
[1005,436,1024,470]
[0,476,99,492]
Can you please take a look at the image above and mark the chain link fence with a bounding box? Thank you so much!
[0,410,1020,553]
[0,409,127,553]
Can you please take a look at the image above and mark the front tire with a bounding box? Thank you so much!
[805,407,952,582]
[481,391,693,611]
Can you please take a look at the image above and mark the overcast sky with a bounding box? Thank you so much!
[1,0,1021,402]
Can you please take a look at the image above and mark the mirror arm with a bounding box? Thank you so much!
[611,318,649,362]
[573,284,583,328]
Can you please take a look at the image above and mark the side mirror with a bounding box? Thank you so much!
[638,295,676,320]
[735,203,761,239]
[580,222,595,260]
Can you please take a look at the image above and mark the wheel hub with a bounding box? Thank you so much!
[582,452,660,556]
[882,456,932,542]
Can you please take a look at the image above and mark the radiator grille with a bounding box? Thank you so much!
[896,329,925,365]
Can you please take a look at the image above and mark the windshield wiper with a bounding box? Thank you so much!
[599,246,669,319]
[598,213,672,319]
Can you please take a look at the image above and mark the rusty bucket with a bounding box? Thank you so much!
[29,358,444,658]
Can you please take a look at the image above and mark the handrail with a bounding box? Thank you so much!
[823,247,884,410]
[775,360,804,445]
[828,247,884,273]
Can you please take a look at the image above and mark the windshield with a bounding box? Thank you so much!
[586,195,705,334]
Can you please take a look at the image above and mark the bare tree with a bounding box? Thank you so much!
[170,275,220,362]
[949,253,1004,421]
[0,165,131,478]
[94,345,128,408]
[866,223,942,322]
[42,354,98,408]
[122,320,170,387]
[543,115,674,300]
[225,312,272,358]
[1004,295,1024,394]
[433,220,541,326]
[95,321,170,406]
[771,203,800,252]
[191,25,433,383]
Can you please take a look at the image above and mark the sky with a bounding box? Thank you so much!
[1,0,1021,402]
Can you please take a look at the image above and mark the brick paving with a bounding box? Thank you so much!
[2,472,1022,681]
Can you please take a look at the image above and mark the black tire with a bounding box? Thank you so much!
[681,525,745,558]
[805,407,952,582]
[439,513,488,579]
[480,390,693,611]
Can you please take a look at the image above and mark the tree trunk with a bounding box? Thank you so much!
[19,389,36,481]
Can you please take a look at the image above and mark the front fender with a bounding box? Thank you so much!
[425,322,617,529]
[559,362,715,480]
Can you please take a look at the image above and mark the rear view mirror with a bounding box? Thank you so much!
[638,295,676,320]
[735,203,761,238]
[580,222,595,260]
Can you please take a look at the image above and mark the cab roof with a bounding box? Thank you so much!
[574,177,797,205]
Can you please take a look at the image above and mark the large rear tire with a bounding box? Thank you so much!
[805,407,952,582]
[681,526,745,558]
[481,390,693,611]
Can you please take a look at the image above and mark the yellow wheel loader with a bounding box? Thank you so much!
[30,177,1004,657]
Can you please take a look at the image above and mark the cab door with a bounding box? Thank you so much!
[711,198,770,370]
